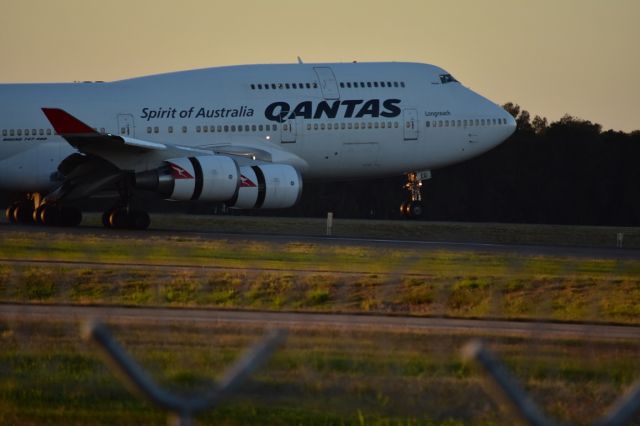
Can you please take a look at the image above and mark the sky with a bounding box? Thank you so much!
[1,0,638,132]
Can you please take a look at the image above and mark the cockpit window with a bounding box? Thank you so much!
[439,74,459,84]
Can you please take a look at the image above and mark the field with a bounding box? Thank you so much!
[1,217,640,425]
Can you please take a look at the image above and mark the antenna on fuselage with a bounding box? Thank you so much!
[297,56,304,64]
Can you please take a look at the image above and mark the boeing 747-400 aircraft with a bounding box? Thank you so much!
[0,61,515,229]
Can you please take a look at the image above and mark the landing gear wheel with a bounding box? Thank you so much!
[13,201,34,224]
[108,208,130,229]
[38,204,60,226]
[400,201,423,218]
[129,210,150,230]
[6,203,19,224]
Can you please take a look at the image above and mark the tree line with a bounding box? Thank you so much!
[283,103,640,226]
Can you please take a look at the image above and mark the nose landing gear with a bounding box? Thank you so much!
[400,171,431,219]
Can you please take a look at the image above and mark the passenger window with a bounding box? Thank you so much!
[381,122,386,129]
[320,123,325,130]
[168,126,173,133]
[373,82,379,87]
[346,82,352,88]
[367,122,372,129]
[271,84,276,89]
[481,119,485,126]
[32,129,36,135]
[285,83,290,89]
[426,122,430,128]
[231,125,236,132]
[10,129,15,136]
[463,120,467,127]
[258,124,263,131]
[341,123,345,130]
[182,126,188,133]
[252,125,256,131]
[400,82,405,87]
[388,121,392,128]
[307,124,311,130]
[354,123,359,129]
[306,83,311,88]
[203,126,208,133]
[210,125,215,132]
[380,82,385,87]
[475,119,479,126]
[278,83,283,89]
[216,125,221,132]
[348,123,353,129]
[445,120,449,127]
[387,81,392,87]
[257,84,262,89]
[312,82,318,88]
[46,129,51,135]
[154,126,159,133]
[251,84,255,90]
[438,121,443,127]
[367,82,372,87]
[196,126,201,133]
[492,119,497,125]
[292,83,297,89]
[2,129,6,136]
[272,124,278,131]
[237,125,242,132]
[457,120,461,127]
[339,82,345,88]
[360,82,365,88]
[314,123,318,130]
[394,82,399,87]
[24,129,29,136]
[224,125,229,132]
[245,125,250,131]
[265,125,270,131]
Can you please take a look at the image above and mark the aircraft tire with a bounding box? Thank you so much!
[6,203,18,224]
[408,201,424,218]
[108,208,130,229]
[129,210,150,230]
[13,202,34,224]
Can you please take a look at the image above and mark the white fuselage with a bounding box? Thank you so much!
[0,62,515,192]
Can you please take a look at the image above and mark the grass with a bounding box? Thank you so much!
[1,264,640,324]
[0,321,639,425]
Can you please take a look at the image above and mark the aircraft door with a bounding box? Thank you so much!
[281,118,297,143]
[117,114,135,137]
[313,67,340,100]
[403,109,418,140]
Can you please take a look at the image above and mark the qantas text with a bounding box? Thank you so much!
[265,99,401,122]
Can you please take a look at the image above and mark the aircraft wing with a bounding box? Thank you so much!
[42,108,212,160]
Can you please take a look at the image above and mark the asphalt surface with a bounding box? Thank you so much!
[2,303,639,340]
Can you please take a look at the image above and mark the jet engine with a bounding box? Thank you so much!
[228,164,302,209]
[135,155,239,201]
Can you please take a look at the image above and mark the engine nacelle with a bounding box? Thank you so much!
[135,155,240,201]
[228,164,302,209]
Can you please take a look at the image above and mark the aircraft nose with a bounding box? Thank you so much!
[506,113,516,136]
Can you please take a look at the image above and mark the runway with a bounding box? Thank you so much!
[2,221,640,260]
[2,303,639,340]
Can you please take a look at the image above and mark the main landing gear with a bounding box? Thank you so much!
[5,193,82,227]
[400,171,431,219]
[101,183,150,230]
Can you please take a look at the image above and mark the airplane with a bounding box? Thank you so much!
[0,61,516,229]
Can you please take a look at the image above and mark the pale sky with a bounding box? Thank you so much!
[1,0,638,131]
